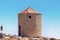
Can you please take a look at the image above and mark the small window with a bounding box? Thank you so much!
[28,16,31,19]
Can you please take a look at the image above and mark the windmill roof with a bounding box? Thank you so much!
[19,7,42,15]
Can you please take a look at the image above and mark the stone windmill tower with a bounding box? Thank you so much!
[18,7,42,38]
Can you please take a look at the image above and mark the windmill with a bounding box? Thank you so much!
[0,26,3,33]
[0,26,3,38]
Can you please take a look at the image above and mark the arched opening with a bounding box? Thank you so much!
[18,25,21,36]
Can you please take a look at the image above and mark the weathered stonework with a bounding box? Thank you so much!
[18,7,42,37]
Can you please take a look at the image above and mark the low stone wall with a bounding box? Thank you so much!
[0,37,59,40]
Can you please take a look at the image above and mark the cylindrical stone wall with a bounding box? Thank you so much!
[18,13,41,37]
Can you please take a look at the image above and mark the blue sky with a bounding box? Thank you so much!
[0,0,60,38]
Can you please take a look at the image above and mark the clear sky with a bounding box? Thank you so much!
[0,0,60,39]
